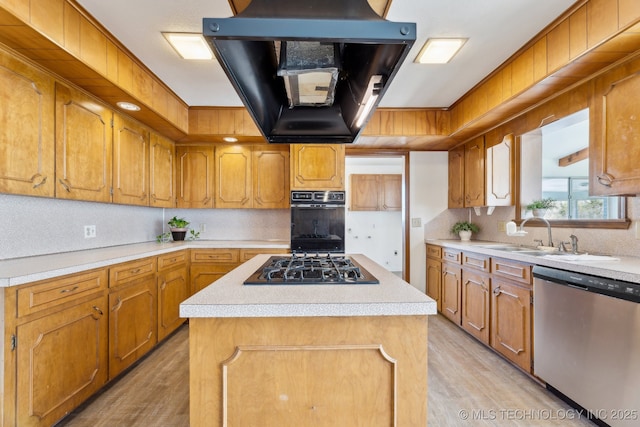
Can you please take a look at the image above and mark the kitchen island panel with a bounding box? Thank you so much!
[189,315,428,427]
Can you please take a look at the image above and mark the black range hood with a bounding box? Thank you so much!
[203,0,416,143]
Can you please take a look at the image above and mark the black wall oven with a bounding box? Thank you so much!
[290,191,345,253]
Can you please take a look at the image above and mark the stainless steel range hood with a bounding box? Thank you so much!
[203,0,416,143]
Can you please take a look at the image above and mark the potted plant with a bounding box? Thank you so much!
[451,221,480,241]
[525,198,555,217]
[168,216,190,241]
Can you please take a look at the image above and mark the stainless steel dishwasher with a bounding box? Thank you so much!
[533,265,640,427]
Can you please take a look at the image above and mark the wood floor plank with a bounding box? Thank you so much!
[57,315,596,427]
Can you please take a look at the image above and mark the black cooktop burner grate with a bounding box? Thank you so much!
[243,253,380,285]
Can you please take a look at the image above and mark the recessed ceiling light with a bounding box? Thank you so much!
[223,137,238,143]
[116,101,141,111]
[415,38,467,64]
[162,32,213,60]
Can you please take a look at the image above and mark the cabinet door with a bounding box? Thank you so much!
[112,114,149,206]
[176,145,214,208]
[253,146,290,208]
[190,264,235,295]
[448,146,465,208]
[464,136,485,207]
[490,279,532,372]
[441,263,462,325]
[290,144,345,190]
[461,269,491,344]
[215,145,252,208]
[350,174,379,211]
[380,174,402,211]
[591,70,640,195]
[149,132,175,208]
[0,50,55,197]
[109,278,157,379]
[485,134,514,206]
[55,83,113,202]
[157,266,188,341]
[426,258,441,312]
[16,295,108,427]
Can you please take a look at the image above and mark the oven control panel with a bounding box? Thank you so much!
[291,191,345,204]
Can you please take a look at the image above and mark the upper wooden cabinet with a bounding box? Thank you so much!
[215,145,252,208]
[176,145,214,208]
[55,83,113,203]
[448,136,486,208]
[448,146,465,208]
[485,134,514,206]
[0,47,55,198]
[350,174,401,211]
[290,144,345,190]
[149,132,176,208]
[215,145,289,209]
[253,146,290,209]
[590,64,640,196]
[464,136,485,207]
[112,114,149,206]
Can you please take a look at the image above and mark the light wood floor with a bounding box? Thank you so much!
[57,315,596,427]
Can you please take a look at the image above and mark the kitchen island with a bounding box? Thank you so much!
[180,254,436,427]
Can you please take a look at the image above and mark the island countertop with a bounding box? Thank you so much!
[180,254,437,318]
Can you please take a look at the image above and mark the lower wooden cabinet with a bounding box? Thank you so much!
[441,261,462,325]
[15,294,108,427]
[190,249,240,295]
[108,259,158,379]
[490,278,532,372]
[157,264,189,341]
[426,257,442,311]
[461,269,490,345]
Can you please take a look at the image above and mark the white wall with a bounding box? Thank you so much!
[345,157,404,272]
[409,152,449,292]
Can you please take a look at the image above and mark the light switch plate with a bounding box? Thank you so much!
[411,218,421,228]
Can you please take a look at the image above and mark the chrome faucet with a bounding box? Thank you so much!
[519,217,553,247]
[569,234,579,254]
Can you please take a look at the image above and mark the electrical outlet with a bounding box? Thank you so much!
[84,225,96,239]
[497,220,506,232]
[411,218,421,228]
[199,223,206,232]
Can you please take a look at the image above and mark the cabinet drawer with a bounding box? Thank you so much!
[442,249,461,264]
[17,268,107,318]
[239,248,288,262]
[491,257,532,286]
[157,250,187,272]
[462,252,491,272]
[191,249,240,264]
[109,257,157,288]
[426,245,442,260]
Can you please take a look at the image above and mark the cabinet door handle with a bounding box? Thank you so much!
[60,286,79,293]
[111,296,122,312]
[32,175,47,189]
[596,173,614,187]
[58,178,71,192]
[92,306,104,316]
[140,192,147,200]
[160,281,167,290]
[493,286,501,295]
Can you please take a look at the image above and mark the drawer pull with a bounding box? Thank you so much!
[92,306,104,316]
[130,268,141,274]
[60,286,79,294]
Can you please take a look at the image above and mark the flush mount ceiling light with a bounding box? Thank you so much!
[116,101,141,111]
[414,38,467,64]
[163,32,213,60]
[223,137,238,143]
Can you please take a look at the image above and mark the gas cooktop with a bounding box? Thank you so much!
[243,254,380,285]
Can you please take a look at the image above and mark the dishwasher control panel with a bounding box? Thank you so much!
[533,265,640,303]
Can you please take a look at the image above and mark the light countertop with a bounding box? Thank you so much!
[0,240,289,287]
[426,239,640,284]
[180,254,437,318]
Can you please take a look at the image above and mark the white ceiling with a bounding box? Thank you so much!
[75,0,577,109]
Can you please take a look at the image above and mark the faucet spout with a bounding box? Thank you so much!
[519,217,554,247]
